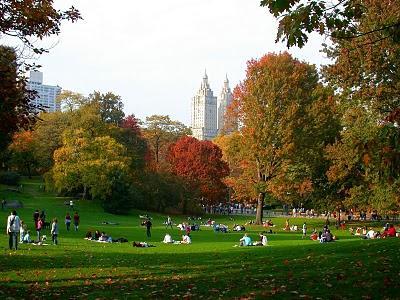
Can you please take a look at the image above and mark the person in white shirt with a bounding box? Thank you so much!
[165,216,173,229]
[181,234,191,244]
[163,233,173,243]
[365,229,375,239]
[51,218,59,245]
[260,233,268,246]
[302,222,307,239]
[6,210,21,250]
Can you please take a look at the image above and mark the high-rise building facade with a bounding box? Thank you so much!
[190,71,232,140]
[191,71,218,140]
[217,75,233,134]
[28,71,61,112]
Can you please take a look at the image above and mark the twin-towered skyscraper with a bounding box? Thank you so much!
[190,71,233,140]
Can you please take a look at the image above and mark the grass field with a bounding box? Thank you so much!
[0,178,399,299]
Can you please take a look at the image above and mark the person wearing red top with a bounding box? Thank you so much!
[65,212,71,231]
[383,224,397,238]
[73,212,80,231]
[387,224,396,237]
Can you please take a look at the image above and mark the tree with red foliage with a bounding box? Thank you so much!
[121,114,142,136]
[167,136,229,212]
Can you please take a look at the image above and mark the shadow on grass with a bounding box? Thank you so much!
[0,238,399,299]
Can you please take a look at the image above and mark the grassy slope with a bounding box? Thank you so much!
[0,178,399,299]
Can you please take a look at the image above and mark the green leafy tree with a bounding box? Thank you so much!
[32,102,106,172]
[261,0,400,48]
[57,90,88,112]
[143,115,191,169]
[322,0,400,213]
[52,130,130,205]
[88,91,125,125]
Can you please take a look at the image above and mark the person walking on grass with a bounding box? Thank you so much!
[7,210,21,250]
[73,212,80,231]
[145,218,152,238]
[51,218,59,245]
[33,209,39,229]
[65,212,71,231]
[166,216,173,229]
[36,217,43,242]
[302,222,307,239]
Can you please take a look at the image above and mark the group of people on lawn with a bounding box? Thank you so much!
[6,209,61,249]
[350,223,398,239]
[5,208,81,250]
[7,208,399,250]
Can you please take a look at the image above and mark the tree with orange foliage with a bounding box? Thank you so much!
[233,52,339,224]
[167,136,229,213]
[8,131,37,178]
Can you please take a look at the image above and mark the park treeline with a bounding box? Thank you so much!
[1,88,230,214]
[1,1,399,218]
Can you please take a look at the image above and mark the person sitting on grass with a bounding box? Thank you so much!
[23,230,32,243]
[310,231,318,241]
[181,234,192,244]
[284,219,290,231]
[254,232,267,246]
[85,231,93,240]
[94,230,101,240]
[364,228,376,239]
[19,220,27,243]
[320,229,333,243]
[163,233,173,243]
[239,233,252,246]
[185,224,191,236]
[382,224,396,238]
[98,232,112,242]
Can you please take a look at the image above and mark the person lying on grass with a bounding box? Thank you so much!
[98,232,112,243]
[233,224,245,231]
[132,241,155,248]
[263,219,275,227]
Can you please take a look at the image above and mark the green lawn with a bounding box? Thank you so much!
[0,178,399,299]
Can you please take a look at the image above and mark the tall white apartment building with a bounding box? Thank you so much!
[217,75,233,134]
[190,71,233,140]
[191,71,218,140]
[28,71,61,112]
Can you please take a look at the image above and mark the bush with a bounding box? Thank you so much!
[0,171,20,185]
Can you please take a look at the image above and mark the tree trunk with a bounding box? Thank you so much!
[26,163,32,179]
[181,193,187,214]
[255,192,265,225]
[82,185,87,200]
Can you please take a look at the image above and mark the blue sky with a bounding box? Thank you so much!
[26,0,330,125]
